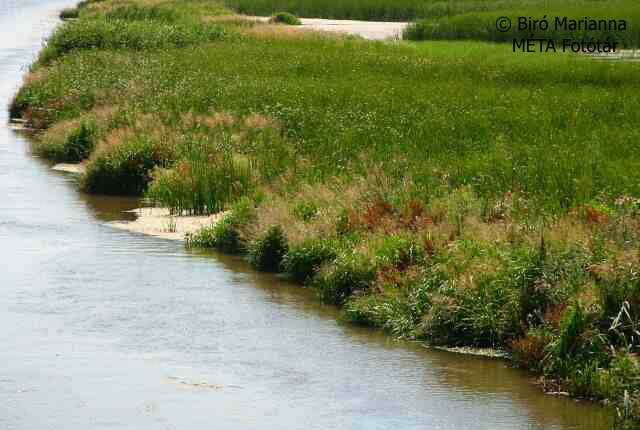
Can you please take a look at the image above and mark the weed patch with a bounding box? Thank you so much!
[34,117,97,162]
[249,225,289,271]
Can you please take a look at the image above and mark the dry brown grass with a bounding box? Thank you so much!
[90,114,161,155]
[182,111,237,128]
[242,182,344,246]
[85,0,166,12]
[241,171,639,303]
[244,113,277,130]
[203,14,256,26]
[91,105,117,123]
[39,117,79,140]
[239,23,340,40]
[93,127,135,155]
[22,67,49,87]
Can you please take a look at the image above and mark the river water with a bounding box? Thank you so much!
[0,2,613,429]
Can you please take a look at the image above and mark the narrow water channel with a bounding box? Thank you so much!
[0,2,613,429]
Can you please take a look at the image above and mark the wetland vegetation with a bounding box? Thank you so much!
[11,0,640,427]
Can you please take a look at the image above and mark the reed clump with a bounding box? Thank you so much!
[146,154,252,215]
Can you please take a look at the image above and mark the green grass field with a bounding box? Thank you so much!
[224,0,458,21]
[16,26,640,208]
[222,0,640,48]
[404,0,640,47]
[224,0,638,29]
[12,1,640,425]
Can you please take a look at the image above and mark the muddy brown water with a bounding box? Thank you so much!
[0,1,614,429]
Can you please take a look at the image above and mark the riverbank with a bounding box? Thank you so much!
[12,0,639,427]
[50,162,222,240]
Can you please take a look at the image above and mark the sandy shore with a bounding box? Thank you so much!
[432,346,508,359]
[52,162,87,174]
[108,207,227,241]
[299,17,407,40]
[48,163,224,240]
[248,16,407,40]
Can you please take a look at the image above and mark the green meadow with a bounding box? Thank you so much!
[12,0,640,426]
[404,0,640,47]
[224,0,640,47]
[225,0,638,28]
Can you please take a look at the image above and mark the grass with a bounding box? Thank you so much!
[186,196,255,252]
[16,38,640,210]
[38,17,226,64]
[404,0,640,47]
[223,0,534,21]
[222,0,640,48]
[224,0,640,28]
[14,0,640,425]
[34,116,97,162]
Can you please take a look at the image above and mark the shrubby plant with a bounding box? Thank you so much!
[312,250,375,305]
[35,118,97,162]
[60,8,79,20]
[249,225,289,271]
[83,136,174,195]
[282,239,337,282]
[187,197,255,252]
[269,12,301,25]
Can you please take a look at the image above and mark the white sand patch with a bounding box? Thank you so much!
[52,162,86,174]
[108,207,227,241]
[299,18,407,40]
[247,16,407,40]
[588,49,640,61]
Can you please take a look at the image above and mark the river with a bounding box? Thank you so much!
[0,1,613,429]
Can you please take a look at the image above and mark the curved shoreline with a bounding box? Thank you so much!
[50,162,228,240]
[12,1,637,426]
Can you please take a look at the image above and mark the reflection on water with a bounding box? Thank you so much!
[79,192,139,222]
[0,1,612,429]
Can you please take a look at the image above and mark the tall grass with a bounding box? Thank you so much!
[18,34,640,210]
[146,155,252,215]
[39,18,226,64]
